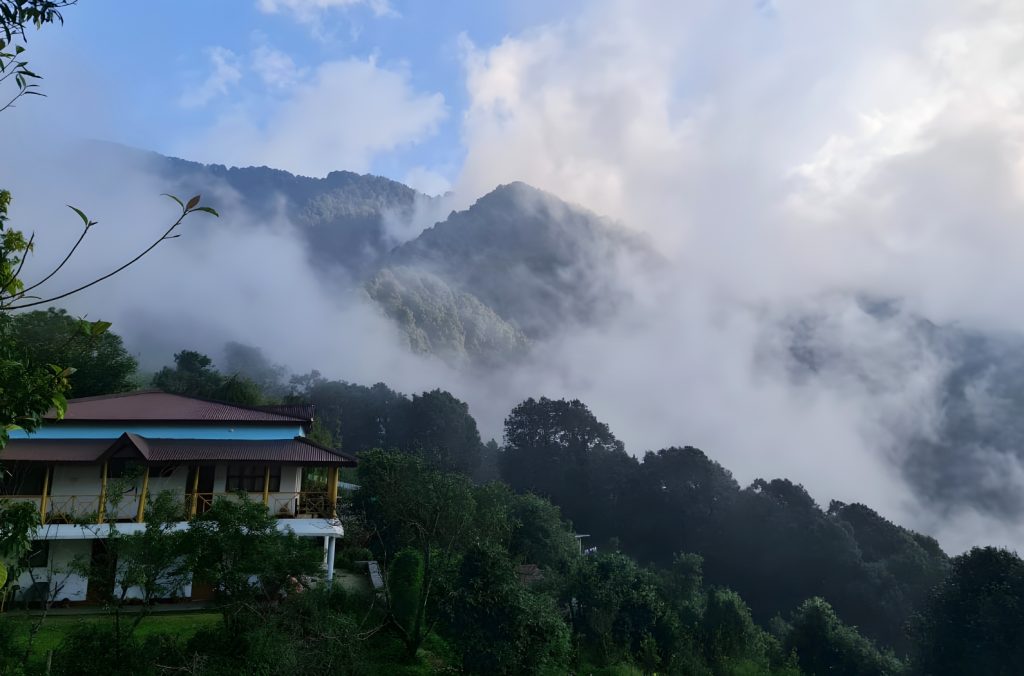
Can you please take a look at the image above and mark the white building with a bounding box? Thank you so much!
[1,390,355,603]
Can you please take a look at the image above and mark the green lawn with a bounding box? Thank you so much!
[7,610,221,658]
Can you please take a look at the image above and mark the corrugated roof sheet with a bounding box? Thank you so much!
[50,390,310,423]
[2,439,112,462]
[3,435,356,466]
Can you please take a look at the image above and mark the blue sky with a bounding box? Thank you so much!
[22,0,578,192]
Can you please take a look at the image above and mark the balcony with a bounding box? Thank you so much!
[0,490,336,524]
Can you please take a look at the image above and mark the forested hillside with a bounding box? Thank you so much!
[5,316,1023,674]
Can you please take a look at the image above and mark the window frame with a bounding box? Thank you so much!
[225,464,281,493]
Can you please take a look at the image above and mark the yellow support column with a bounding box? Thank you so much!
[39,466,51,525]
[326,466,339,518]
[97,461,109,523]
[136,466,150,523]
[189,466,201,518]
[262,465,271,506]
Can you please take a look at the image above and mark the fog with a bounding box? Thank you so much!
[7,0,1024,554]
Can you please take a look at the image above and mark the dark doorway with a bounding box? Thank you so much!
[86,539,114,603]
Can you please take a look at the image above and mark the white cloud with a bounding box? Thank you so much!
[402,166,451,196]
[450,0,1024,551]
[251,45,305,90]
[183,57,446,177]
[257,0,395,22]
[178,47,242,109]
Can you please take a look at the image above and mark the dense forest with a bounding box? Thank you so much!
[3,3,1024,674]
[3,312,1024,675]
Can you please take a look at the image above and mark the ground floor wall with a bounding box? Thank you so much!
[10,525,339,605]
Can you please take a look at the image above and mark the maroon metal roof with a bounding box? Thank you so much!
[3,435,356,466]
[2,439,111,462]
[50,390,310,423]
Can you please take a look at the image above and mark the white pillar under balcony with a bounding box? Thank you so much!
[326,536,337,583]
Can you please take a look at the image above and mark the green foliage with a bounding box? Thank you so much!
[184,495,322,630]
[290,375,482,475]
[568,552,681,668]
[222,341,287,398]
[0,311,72,447]
[505,490,578,570]
[389,548,424,630]
[151,350,222,398]
[8,308,138,397]
[355,449,476,657]
[451,543,570,675]
[785,597,904,676]
[701,589,764,667]
[152,349,265,404]
[403,389,483,475]
[501,397,633,540]
[0,498,37,610]
[50,623,152,676]
[185,587,363,676]
[913,546,1024,675]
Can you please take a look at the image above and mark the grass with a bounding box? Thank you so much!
[6,610,221,658]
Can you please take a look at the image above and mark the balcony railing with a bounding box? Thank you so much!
[193,491,334,519]
[0,490,336,524]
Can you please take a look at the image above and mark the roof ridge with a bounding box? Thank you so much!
[58,390,311,423]
[65,389,163,403]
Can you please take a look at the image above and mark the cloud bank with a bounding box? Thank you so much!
[9,0,1024,554]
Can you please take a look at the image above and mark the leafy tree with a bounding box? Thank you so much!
[451,543,571,675]
[211,373,264,405]
[184,496,322,634]
[151,350,222,398]
[785,597,905,676]
[700,588,765,668]
[9,308,138,397]
[621,446,740,565]
[152,350,263,404]
[501,397,635,540]
[388,547,424,632]
[400,388,483,475]
[289,374,406,452]
[568,552,681,668]
[73,486,191,663]
[222,341,287,398]
[508,491,578,570]
[354,449,476,658]
[913,547,1024,675]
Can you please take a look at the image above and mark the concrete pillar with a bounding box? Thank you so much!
[326,536,336,583]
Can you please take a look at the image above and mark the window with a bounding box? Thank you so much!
[106,458,149,480]
[226,465,280,493]
[22,541,49,568]
[0,464,47,495]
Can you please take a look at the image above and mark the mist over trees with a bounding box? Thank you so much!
[4,304,1024,672]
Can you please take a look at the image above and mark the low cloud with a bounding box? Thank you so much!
[182,56,446,177]
[11,0,1024,555]
[178,47,243,109]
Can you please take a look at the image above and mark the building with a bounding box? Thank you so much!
[0,390,356,603]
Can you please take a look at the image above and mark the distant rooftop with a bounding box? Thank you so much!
[47,390,313,424]
[4,433,355,466]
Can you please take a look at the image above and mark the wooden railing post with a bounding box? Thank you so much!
[39,466,51,525]
[326,466,339,518]
[262,466,271,506]
[97,461,109,523]
[189,466,200,519]
[136,466,150,523]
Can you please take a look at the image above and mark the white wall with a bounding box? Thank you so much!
[51,540,91,602]
[48,465,103,521]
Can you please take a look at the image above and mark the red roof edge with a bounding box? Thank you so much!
[294,436,358,466]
